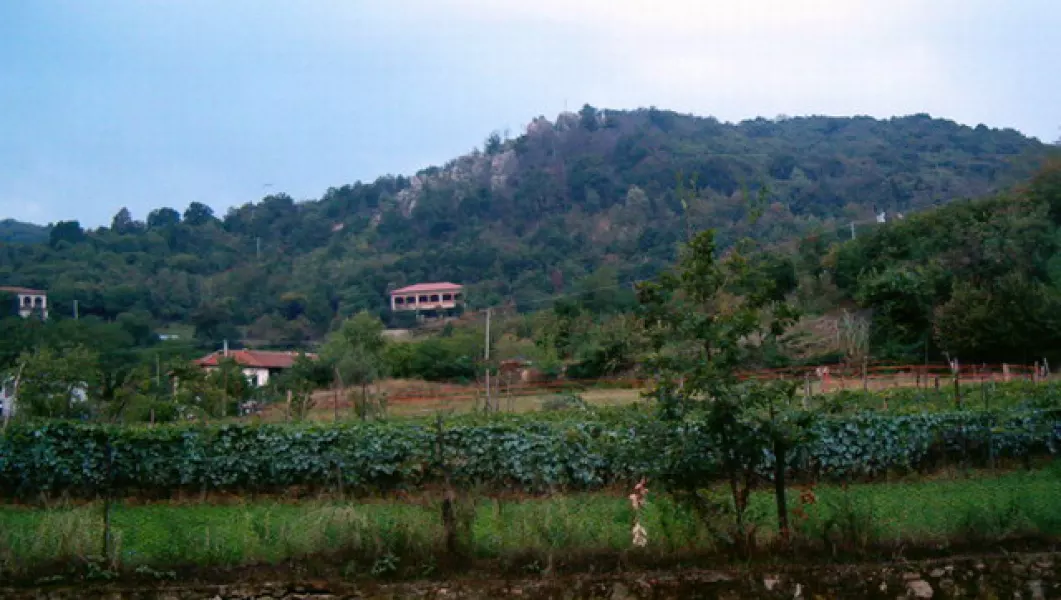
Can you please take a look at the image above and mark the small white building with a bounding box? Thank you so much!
[0,286,48,320]
[389,282,463,313]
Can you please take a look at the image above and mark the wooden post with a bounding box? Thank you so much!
[286,389,293,422]
[954,370,962,409]
[333,369,340,423]
[1003,363,1011,383]
[102,440,113,566]
[484,308,493,413]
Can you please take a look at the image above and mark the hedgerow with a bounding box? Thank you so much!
[0,407,1058,499]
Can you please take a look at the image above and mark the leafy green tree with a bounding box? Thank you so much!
[110,207,142,234]
[12,345,98,420]
[638,217,806,545]
[274,353,330,420]
[183,202,216,226]
[322,312,387,419]
[933,274,1060,362]
[204,357,252,417]
[48,220,85,247]
[147,207,181,230]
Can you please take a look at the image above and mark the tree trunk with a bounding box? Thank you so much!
[774,441,789,541]
[361,382,368,421]
[333,367,341,422]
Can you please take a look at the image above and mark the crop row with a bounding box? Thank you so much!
[0,408,1058,498]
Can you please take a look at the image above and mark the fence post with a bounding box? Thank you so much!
[953,370,962,409]
[435,413,460,560]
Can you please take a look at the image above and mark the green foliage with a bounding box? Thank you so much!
[825,170,1061,362]
[0,113,1048,339]
[0,219,48,244]
[384,328,482,382]
[322,312,387,419]
[0,401,1057,499]
[12,346,97,420]
[274,353,332,421]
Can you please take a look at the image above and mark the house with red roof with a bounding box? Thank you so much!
[389,282,463,313]
[193,349,317,387]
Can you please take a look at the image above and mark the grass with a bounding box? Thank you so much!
[2,466,1060,581]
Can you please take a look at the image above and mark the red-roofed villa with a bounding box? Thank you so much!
[193,349,317,387]
[389,282,463,313]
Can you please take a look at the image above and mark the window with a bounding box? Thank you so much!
[406,296,416,304]
[33,297,42,307]
[430,294,440,302]
[22,297,31,307]
[394,297,405,305]
[419,295,429,303]
[442,294,452,301]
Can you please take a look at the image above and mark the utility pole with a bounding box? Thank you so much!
[73,300,79,320]
[484,307,492,412]
[850,222,856,240]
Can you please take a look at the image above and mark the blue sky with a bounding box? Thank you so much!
[1,0,1058,227]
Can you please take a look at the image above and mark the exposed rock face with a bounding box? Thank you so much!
[4,552,1058,599]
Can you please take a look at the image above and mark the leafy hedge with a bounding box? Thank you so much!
[0,408,1058,498]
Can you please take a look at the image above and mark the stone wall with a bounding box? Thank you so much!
[5,552,1058,599]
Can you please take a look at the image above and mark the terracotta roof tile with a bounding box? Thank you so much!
[194,350,317,369]
[390,282,463,295]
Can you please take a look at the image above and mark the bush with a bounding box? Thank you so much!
[0,405,1058,499]
[540,393,589,412]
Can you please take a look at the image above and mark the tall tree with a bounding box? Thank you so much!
[147,207,182,230]
[183,202,216,226]
[322,312,387,419]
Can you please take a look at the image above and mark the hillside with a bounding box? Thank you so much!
[0,108,1054,344]
[0,220,48,244]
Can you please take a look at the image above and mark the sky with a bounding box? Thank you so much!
[0,0,1058,227]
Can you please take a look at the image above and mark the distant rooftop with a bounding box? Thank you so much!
[194,349,318,370]
[0,286,45,295]
[390,282,463,295]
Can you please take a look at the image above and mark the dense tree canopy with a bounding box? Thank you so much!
[0,110,1053,348]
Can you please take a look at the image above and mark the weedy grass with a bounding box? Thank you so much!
[1,465,1059,579]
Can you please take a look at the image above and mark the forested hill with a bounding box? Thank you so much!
[0,220,48,244]
[0,108,1053,344]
